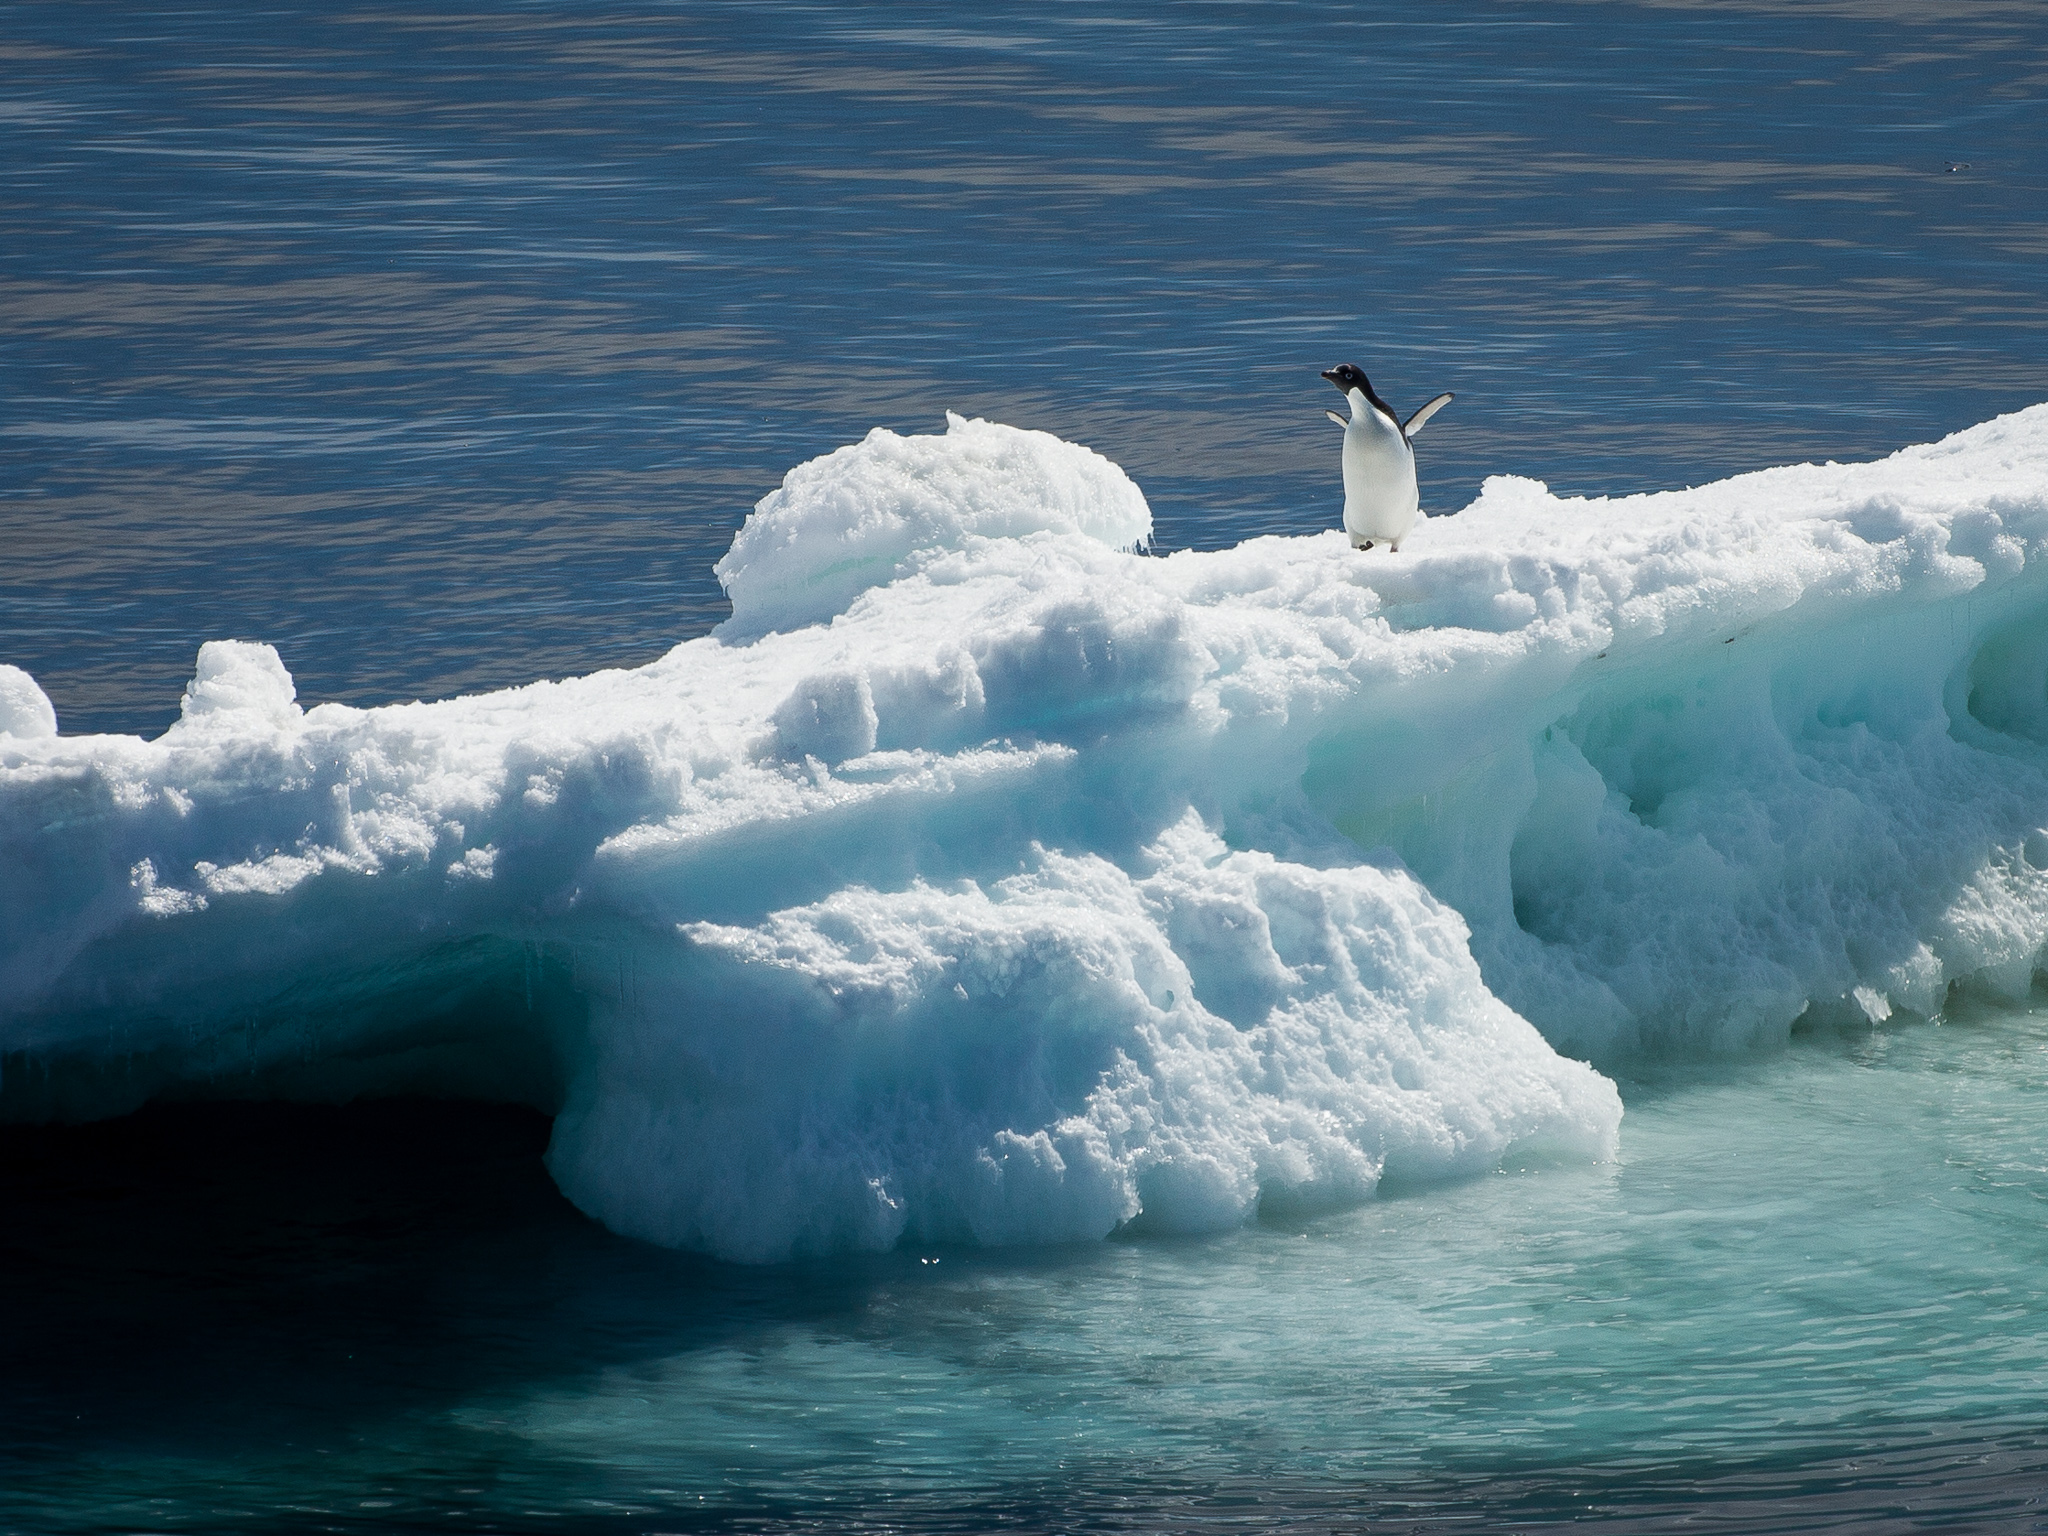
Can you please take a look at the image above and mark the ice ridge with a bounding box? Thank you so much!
[7,406,2048,1261]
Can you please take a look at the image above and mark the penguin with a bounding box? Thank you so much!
[1320,364,1452,552]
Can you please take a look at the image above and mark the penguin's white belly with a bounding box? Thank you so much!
[1340,417,1418,547]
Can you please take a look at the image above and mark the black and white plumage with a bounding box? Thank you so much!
[1320,364,1453,552]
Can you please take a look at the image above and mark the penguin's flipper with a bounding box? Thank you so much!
[1403,391,1454,437]
[1325,410,1348,428]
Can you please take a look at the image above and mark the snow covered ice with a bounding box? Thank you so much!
[8,405,2048,1261]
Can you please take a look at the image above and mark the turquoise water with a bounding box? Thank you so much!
[9,1002,2048,1530]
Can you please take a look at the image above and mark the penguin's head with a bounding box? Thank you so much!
[1321,364,1370,396]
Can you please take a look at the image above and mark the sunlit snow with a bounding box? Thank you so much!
[7,405,2048,1261]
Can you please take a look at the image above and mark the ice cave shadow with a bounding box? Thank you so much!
[0,1096,1114,1464]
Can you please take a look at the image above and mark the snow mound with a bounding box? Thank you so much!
[9,403,2048,1261]
[0,666,56,740]
[715,412,1150,637]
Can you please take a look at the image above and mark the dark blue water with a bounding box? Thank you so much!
[7,3,2048,1530]
[5,1,2043,736]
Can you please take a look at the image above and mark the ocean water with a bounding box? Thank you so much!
[6,1,2048,1531]
[8,1008,2048,1531]
[6,0,2044,736]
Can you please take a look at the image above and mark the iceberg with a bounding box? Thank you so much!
[7,404,2048,1262]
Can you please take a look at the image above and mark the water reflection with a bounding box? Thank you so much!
[7,1047,2048,1533]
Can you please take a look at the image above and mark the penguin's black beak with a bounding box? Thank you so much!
[1320,368,1347,392]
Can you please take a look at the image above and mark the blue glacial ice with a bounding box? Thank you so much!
[6,405,2048,1260]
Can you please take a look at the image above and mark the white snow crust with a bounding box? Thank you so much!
[9,406,2048,1261]
[0,665,56,740]
[714,411,1150,638]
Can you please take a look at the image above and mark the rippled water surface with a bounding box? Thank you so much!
[5,0,2045,733]
[7,3,2048,1531]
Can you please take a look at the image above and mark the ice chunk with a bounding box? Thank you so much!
[0,666,56,740]
[715,412,1150,638]
[7,404,2048,1259]
[549,815,1619,1259]
[175,640,302,729]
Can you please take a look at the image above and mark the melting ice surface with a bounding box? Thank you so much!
[8,406,2048,1263]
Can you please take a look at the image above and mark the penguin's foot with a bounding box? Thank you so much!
[1354,539,1375,552]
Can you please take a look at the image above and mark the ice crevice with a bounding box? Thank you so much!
[7,405,2048,1260]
